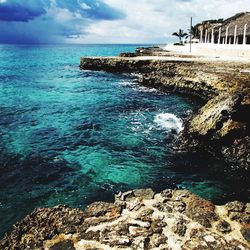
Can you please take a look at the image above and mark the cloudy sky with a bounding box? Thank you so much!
[0,0,249,44]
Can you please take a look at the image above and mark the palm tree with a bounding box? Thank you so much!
[188,25,199,39]
[172,29,188,44]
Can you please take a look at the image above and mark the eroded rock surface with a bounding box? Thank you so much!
[80,56,250,170]
[1,189,250,250]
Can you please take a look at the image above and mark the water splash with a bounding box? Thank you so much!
[154,113,183,133]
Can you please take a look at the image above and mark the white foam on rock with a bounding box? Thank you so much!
[154,113,183,133]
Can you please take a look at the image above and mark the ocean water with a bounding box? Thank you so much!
[0,44,248,237]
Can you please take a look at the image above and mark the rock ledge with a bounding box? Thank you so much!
[1,189,250,250]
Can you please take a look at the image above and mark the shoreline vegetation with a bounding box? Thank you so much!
[1,46,249,249]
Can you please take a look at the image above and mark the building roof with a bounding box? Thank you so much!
[219,12,250,36]
[195,12,250,37]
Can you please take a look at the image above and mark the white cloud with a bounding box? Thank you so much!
[81,3,91,10]
[73,0,250,44]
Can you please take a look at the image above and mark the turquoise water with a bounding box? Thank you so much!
[0,44,248,237]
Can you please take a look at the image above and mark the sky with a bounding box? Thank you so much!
[0,0,249,44]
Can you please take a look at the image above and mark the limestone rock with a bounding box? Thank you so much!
[1,189,249,250]
[216,220,231,234]
[172,218,187,236]
[185,194,217,228]
[226,201,245,213]
[80,56,250,171]
[241,226,250,242]
[49,240,76,250]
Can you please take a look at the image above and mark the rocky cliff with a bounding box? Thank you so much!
[80,56,250,171]
[1,189,249,249]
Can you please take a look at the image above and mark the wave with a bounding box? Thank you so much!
[118,81,137,86]
[154,113,183,133]
[137,86,159,93]
[119,81,160,94]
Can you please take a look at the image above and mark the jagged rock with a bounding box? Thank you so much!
[129,226,150,237]
[165,200,186,213]
[172,218,187,236]
[180,92,249,170]
[131,236,150,250]
[115,190,134,202]
[115,188,155,203]
[1,189,249,250]
[245,203,250,214]
[149,234,168,248]
[185,194,217,228]
[115,222,130,235]
[49,240,76,250]
[85,202,122,220]
[133,188,155,200]
[137,209,154,222]
[241,214,250,224]
[119,52,137,57]
[241,226,250,242]
[128,219,151,228]
[79,230,100,241]
[80,56,250,171]
[101,230,131,247]
[229,212,242,221]
[0,205,86,249]
[127,198,144,211]
[226,201,245,213]
[216,220,232,233]
[160,189,173,199]
[150,220,167,234]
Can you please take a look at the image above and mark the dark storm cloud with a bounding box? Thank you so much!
[0,0,50,22]
[0,0,124,43]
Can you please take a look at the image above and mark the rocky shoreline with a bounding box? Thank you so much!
[1,49,249,249]
[1,188,250,249]
[80,53,250,171]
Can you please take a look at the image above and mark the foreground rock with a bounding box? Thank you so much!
[80,55,250,171]
[1,189,249,249]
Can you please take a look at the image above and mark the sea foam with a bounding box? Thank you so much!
[154,113,183,133]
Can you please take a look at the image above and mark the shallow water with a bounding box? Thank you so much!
[0,44,248,237]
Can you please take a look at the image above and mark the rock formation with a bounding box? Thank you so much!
[1,189,249,249]
[1,49,249,249]
[80,55,250,171]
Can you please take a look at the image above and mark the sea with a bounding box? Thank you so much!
[0,44,248,237]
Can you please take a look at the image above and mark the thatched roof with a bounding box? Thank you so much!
[219,12,250,37]
[196,12,250,37]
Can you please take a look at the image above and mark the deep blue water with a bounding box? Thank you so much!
[0,44,248,237]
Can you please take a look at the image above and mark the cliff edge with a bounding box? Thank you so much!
[80,56,250,171]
